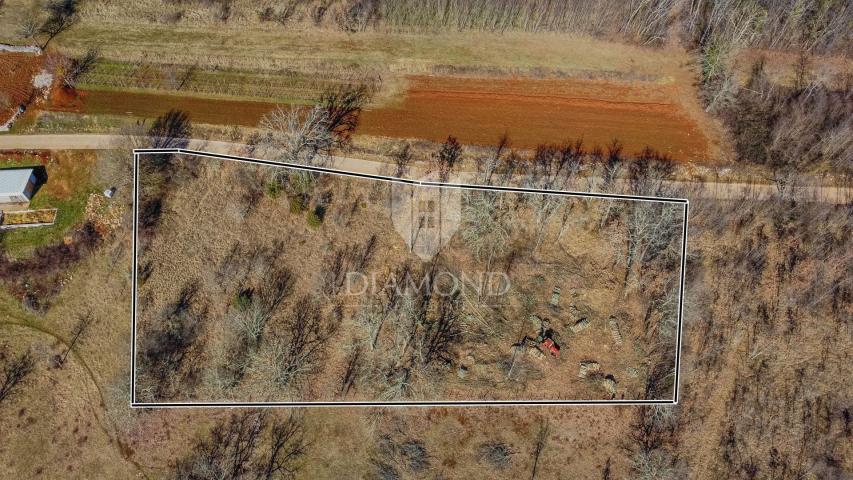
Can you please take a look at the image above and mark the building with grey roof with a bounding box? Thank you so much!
[0,167,37,205]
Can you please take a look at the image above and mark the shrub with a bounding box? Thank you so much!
[477,442,513,469]
[398,440,429,472]
[289,195,307,214]
[264,178,282,199]
[232,289,252,312]
[138,198,163,233]
[306,209,323,228]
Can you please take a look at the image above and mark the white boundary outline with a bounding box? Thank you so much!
[130,148,689,408]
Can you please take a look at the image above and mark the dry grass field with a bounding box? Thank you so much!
[134,153,683,403]
[0,147,668,479]
[0,1,850,478]
[0,146,847,480]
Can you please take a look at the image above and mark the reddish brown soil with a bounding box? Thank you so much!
[361,76,710,160]
[0,52,44,125]
[67,90,279,126]
[48,84,85,112]
[57,74,710,161]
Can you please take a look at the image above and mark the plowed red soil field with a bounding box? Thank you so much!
[0,52,44,125]
[59,74,710,161]
[360,76,710,160]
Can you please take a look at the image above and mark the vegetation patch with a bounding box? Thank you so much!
[0,151,98,258]
[77,59,379,104]
[133,146,685,403]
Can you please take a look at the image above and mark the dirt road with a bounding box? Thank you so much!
[0,134,848,204]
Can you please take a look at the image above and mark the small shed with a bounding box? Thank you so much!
[0,167,37,204]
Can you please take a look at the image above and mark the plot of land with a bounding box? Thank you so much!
[0,150,97,257]
[359,75,709,160]
[133,152,685,404]
[8,20,717,161]
[56,73,709,161]
[0,52,44,126]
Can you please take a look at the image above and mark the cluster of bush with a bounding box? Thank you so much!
[718,59,852,174]
[0,221,101,312]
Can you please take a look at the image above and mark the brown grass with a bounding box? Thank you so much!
[0,144,849,479]
[134,154,678,402]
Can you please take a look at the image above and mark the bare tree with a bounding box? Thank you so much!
[339,344,362,397]
[177,63,198,91]
[793,50,811,90]
[431,136,462,183]
[249,297,339,391]
[597,139,625,229]
[622,152,680,288]
[628,148,675,198]
[356,262,412,352]
[175,411,307,480]
[18,14,40,39]
[602,457,612,480]
[260,106,333,166]
[63,47,100,88]
[629,406,678,480]
[322,235,377,296]
[475,134,510,185]
[0,347,34,405]
[416,292,462,367]
[137,282,204,400]
[622,201,681,290]
[148,109,192,149]
[319,83,371,147]
[55,311,95,367]
[524,140,583,250]
[260,106,334,199]
[255,415,307,480]
[601,139,624,191]
[530,419,550,480]
[461,190,510,293]
[391,142,412,178]
[632,450,676,480]
[39,0,78,49]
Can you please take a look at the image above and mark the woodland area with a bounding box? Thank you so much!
[133,138,685,403]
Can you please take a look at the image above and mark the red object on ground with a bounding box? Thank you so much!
[540,338,560,357]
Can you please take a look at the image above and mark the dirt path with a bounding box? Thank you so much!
[0,319,151,480]
[0,134,849,204]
